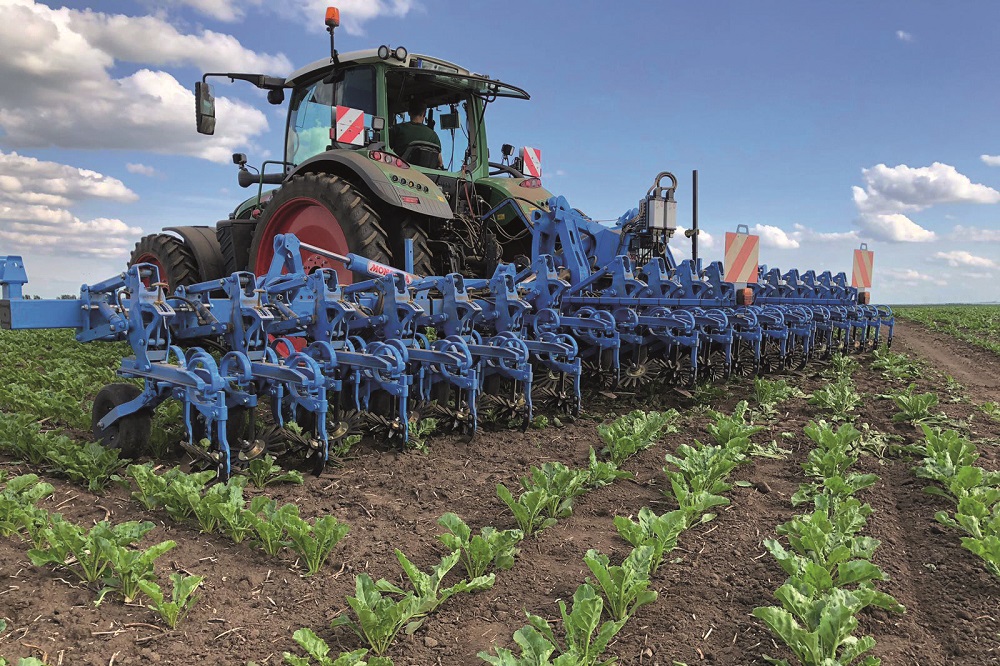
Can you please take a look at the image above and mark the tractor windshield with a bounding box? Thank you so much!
[286,66,376,164]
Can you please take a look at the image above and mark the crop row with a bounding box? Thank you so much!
[753,420,904,665]
[126,462,345,575]
[281,409,681,665]
[478,402,762,665]
[0,472,201,630]
[914,424,1000,579]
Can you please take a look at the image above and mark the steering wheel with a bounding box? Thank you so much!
[488,161,525,178]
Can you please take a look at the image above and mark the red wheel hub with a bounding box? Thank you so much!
[253,197,352,285]
[133,252,166,289]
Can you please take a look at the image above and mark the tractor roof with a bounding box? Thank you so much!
[285,49,530,99]
[287,49,472,85]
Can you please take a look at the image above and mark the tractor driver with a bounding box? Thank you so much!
[390,102,443,169]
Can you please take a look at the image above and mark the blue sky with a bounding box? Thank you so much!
[0,0,997,302]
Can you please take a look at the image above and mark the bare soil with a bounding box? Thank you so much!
[2,320,1000,666]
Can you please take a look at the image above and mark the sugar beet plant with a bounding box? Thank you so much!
[331,548,493,656]
[915,426,1000,580]
[889,385,949,426]
[283,628,392,666]
[437,513,522,578]
[479,583,627,666]
[497,455,627,537]
[808,379,863,421]
[791,422,878,507]
[753,378,806,418]
[754,420,903,666]
[597,409,678,466]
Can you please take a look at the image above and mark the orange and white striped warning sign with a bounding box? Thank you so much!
[334,106,364,146]
[724,227,760,283]
[522,147,541,178]
[852,245,874,289]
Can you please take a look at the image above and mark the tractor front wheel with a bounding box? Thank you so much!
[248,173,391,284]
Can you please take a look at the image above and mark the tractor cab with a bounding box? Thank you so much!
[282,49,530,186]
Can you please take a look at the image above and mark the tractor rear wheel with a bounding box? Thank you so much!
[130,234,200,290]
[393,217,433,276]
[248,173,391,284]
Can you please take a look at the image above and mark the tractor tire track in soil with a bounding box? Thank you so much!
[1,321,1000,665]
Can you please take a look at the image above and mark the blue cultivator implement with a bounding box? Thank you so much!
[0,172,892,479]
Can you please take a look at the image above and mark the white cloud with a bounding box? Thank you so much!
[0,0,273,162]
[981,155,1000,167]
[883,268,935,283]
[0,151,137,206]
[160,0,261,22]
[852,162,1000,214]
[0,151,141,258]
[790,223,860,243]
[896,30,913,42]
[960,271,994,280]
[951,225,1000,242]
[163,0,414,35]
[751,224,799,249]
[848,162,1000,244]
[855,212,936,243]
[68,9,291,72]
[126,163,158,177]
[932,250,998,269]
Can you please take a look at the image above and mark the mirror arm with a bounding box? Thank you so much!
[202,72,287,91]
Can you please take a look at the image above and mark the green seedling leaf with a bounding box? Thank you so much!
[138,572,203,629]
[437,513,522,579]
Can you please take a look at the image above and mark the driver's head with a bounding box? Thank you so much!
[408,101,426,123]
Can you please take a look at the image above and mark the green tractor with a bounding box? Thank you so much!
[130,7,553,289]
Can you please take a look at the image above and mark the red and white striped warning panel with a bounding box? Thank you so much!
[522,147,541,178]
[724,229,760,283]
[333,106,365,146]
[852,246,874,289]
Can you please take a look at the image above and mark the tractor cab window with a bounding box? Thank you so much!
[385,69,475,174]
[286,67,376,165]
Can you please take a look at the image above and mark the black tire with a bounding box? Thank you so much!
[247,173,391,277]
[92,384,151,458]
[130,234,200,289]
[392,217,433,276]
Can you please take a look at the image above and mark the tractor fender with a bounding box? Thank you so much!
[164,226,227,282]
[290,150,452,220]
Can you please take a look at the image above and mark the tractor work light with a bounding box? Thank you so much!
[325,7,340,27]
[378,45,409,62]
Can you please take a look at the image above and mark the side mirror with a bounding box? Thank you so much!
[267,88,285,105]
[440,112,460,130]
[195,82,216,135]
